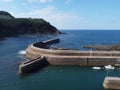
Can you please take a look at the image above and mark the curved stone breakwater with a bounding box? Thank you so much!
[26,38,120,66]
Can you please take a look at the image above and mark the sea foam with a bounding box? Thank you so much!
[18,50,26,55]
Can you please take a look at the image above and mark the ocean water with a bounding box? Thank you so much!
[1,30,120,90]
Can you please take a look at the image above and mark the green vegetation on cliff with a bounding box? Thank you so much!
[0,11,60,38]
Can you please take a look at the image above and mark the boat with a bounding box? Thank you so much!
[104,65,115,69]
[92,67,101,70]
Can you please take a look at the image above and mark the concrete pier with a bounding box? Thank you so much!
[25,38,120,66]
[103,77,120,89]
[19,56,48,74]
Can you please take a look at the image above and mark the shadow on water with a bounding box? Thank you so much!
[19,65,49,77]
[0,38,6,45]
[0,38,6,40]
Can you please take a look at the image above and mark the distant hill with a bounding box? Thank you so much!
[0,11,14,19]
[0,11,61,38]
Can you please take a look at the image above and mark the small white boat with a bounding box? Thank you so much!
[92,67,101,70]
[104,65,115,69]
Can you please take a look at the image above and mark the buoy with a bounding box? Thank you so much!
[45,69,48,72]
[61,69,63,72]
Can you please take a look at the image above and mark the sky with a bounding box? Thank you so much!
[0,0,120,30]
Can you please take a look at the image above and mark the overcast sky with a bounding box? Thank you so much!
[0,0,120,30]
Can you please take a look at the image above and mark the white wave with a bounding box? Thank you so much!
[92,67,101,70]
[104,65,115,70]
[18,50,26,55]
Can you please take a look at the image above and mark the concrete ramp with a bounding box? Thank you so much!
[19,56,49,74]
[103,77,120,89]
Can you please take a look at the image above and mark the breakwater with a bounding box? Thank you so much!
[25,38,120,66]
[19,56,49,74]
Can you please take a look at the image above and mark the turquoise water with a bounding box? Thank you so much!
[1,30,120,90]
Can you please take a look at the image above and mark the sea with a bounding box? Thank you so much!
[1,30,120,90]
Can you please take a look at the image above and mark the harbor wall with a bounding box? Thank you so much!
[19,57,48,74]
[26,39,120,66]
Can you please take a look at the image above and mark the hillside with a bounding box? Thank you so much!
[0,11,14,19]
[0,11,61,38]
